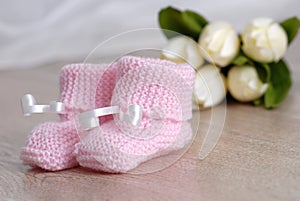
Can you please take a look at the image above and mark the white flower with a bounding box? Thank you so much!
[193,64,227,108]
[228,65,268,102]
[198,21,240,67]
[242,17,288,63]
[161,36,204,70]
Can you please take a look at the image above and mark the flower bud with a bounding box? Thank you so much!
[228,65,268,102]
[161,36,204,70]
[198,21,239,67]
[193,65,227,108]
[242,17,288,63]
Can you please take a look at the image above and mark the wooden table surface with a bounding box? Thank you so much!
[0,37,299,201]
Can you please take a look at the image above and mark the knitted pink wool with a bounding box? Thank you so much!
[75,56,195,173]
[21,63,117,171]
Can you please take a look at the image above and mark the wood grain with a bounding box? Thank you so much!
[0,37,299,201]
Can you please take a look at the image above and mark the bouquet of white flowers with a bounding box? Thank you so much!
[159,6,300,109]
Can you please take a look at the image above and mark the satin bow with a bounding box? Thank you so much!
[21,94,65,116]
[78,105,142,130]
[20,94,224,160]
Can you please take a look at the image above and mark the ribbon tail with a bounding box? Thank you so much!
[21,94,66,116]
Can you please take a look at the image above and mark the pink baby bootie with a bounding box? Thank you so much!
[21,63,117,171]
[75,56,195,173]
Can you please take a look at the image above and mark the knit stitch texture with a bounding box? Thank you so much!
[21,63,117,171]
[75,56,195,173]
[21,56,195,173]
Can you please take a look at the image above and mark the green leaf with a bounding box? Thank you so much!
[232,54,250,66]
[158,6,208,41]
[159,7,186,39]
[253,98,262,106]
[252,63,271,106]
[232,55,248,66]
[280,17,300,44]
[264,60,292,109]
[232,50,254,66]
[255,63,271,83]
[182,10,208,35]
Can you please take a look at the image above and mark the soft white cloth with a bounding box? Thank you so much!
[0,0,299,69]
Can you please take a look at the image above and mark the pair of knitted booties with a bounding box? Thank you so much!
[20,56,195,173]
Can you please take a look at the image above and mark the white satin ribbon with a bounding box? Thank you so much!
[21,94,66,116]
[78,105,142,130]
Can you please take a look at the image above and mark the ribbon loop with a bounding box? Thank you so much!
[21,94,66,116]
[78,105,142,130]
[78,106,119,130]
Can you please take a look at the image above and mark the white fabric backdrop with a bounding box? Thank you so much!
[0,0,299,69]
